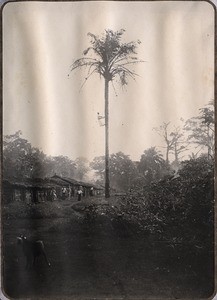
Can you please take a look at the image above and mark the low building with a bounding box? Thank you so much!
[51,175,104,198]
[3,175,104,203]
[3,177,67,203]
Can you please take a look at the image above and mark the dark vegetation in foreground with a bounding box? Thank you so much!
[2,157,215,299]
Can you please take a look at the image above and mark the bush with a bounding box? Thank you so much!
[106,157,214,245]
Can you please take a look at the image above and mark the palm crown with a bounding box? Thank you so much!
[70,29,142,86]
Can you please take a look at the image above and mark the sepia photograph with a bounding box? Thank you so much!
[2,1,215,299]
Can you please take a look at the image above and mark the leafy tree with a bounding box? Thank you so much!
[3,131,77,179]
[138,147,171,184]
[74,157,90,180]
[184,103,214,158]
[47,155,76,178]
[90,156,105,184]
[90,152,138,191]
[70,29,143,197]
[3,131,47,179]
[109,152,138,191]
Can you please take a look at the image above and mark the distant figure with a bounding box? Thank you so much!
[77,187,83,201]
[68,186,72,200]
[52,189,57,201]
[62,187,67,199]
[90,187,94,197]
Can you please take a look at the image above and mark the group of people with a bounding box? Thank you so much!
[45,186,95,202]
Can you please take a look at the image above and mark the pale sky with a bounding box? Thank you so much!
[3,1,215,162]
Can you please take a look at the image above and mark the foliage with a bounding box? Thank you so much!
[109,152,138,191]
[116,157,214,247]
[91,148,173,191]
[90,156,214,251]
[74,157,90,180]
[184,103,214,158]
[47,155,76,178]
[137,147,171,184]
[91,152,138,191]
[3,131,47,179]
[90,155,105,183]
[70,29,142,86]
[3,132,76,179]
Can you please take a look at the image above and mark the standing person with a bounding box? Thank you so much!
[90,187,94,197]
[52,189,57,201]
[77,186,83,201]
[68,186,72,201]
[62,187,67,199]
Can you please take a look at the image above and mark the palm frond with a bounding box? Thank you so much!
[70,29,144,88]
[79,68,99,92]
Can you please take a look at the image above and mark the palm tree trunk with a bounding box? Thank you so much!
[105,78,110,198]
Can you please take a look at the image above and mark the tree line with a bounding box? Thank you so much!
[3,102,214,192]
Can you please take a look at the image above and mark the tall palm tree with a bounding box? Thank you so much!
[70,29,143,198]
